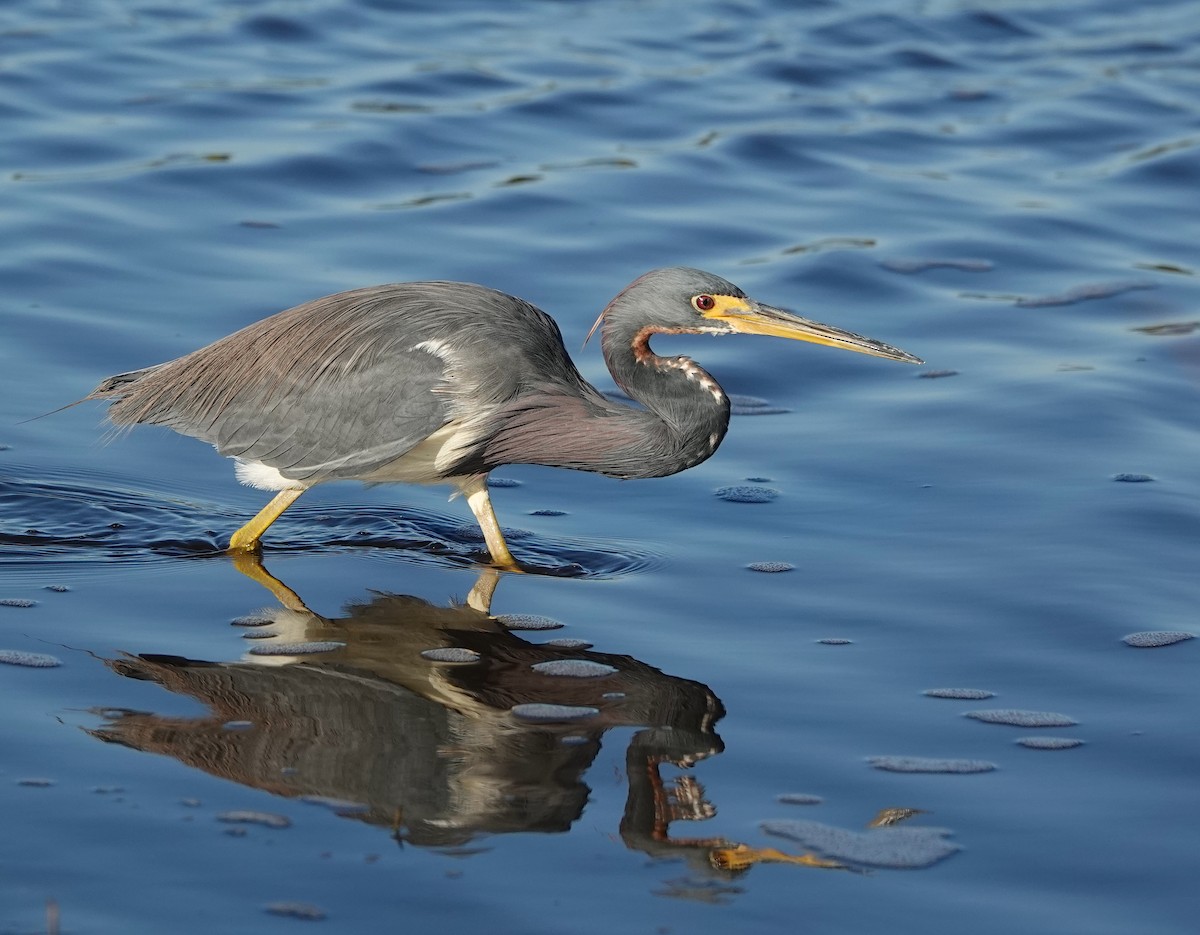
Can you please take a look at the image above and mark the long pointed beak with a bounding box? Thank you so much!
[718,301,923,364]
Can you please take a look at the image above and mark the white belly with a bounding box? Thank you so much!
[231,421,481,491]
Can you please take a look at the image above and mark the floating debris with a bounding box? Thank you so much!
[420,647,482,664]
[0,598,36,608]
[530,509,566,516]
[1017,737,1084,750]
[497,613,564,631]
[44,584,70,593]
[923,688,994,700]
[816,638,852,645]
[777,793,823,806]
[1112,473,1155,483]
[964,709,1077,727]
[870,807,926,827]
[0,650,62,667]
[487,476,522,488]
[882,257,993,274]
[542,638,593,649]
[247,641,344,656]
[1015,280,1154,308]
[17,778,55,787]
[762,818,960,869]
[869,756,996,774]
[531,659,618,678]
[1122,630,1194,648]
[715,485,779,504]
[217,810,291,829]
[510,703,599,723]
[747,561,794,573]
[264,902,326,921]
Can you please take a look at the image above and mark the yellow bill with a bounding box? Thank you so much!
[702,296,923,364]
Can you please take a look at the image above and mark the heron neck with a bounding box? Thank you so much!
[599,321,732,476]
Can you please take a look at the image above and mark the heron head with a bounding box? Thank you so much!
[586,267,922,365]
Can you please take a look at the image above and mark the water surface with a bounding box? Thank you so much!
[3,1,1199,932]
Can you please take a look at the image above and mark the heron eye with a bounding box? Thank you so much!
[693,294,716,312]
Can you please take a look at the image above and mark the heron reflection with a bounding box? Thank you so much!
[88,559,839,874]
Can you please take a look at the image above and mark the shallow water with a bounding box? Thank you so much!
[3,0,1199,932]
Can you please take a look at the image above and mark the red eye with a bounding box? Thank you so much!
[693,294,716,311]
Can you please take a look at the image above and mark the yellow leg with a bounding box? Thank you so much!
[466,568,502,614]
[228,551,311,613]
[710,844,847,873]
[228,488,305,553]
[460,476,519,569]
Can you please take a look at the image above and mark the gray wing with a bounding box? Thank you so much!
[210,343,453,481]
[91,286,472,482]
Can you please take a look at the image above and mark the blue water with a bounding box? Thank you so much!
[3,0,1199,932]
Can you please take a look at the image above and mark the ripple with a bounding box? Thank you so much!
[1122,630,1194,648]
[868,756,996,774]
[1112,473,1155,483]
[0,470,659,578]
[777,793,823,805]
[263,903,326,921]
[881,257,994,273]
[964,709,1077,728]
[217,810,291,829]
[1015,280,1155,308]
[918,369,960,379]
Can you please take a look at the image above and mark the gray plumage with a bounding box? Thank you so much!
[85,267,920,561]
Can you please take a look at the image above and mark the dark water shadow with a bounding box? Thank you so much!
[0,470,660,578]
[83,559,862,881]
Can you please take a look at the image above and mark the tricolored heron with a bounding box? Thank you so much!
[87,267,920,567]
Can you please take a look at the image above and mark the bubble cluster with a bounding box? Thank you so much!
[420,647,482,664]
[868,756,996,774]
[923,688,994,700]
[0,650,62,667]
[1122,630,1193,648]
[964,709,1077,728]
[531,659,618,678]
[715,485,779,503]
[510,703,599,722]
[497,613,564,631]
